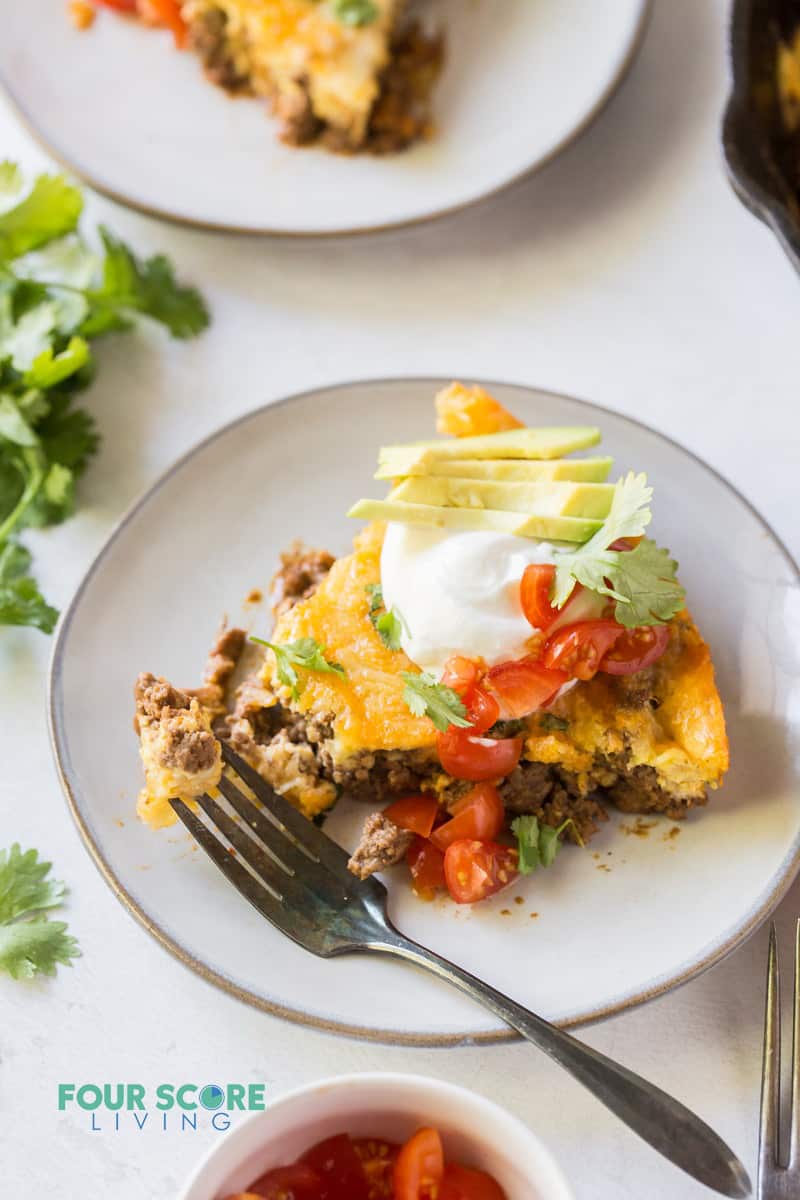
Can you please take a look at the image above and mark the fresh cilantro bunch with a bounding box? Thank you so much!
[0,844,79,980]
[511,815,582,875]
[551,472,685,627]
[0,163,209,635]
[253,636,346,700]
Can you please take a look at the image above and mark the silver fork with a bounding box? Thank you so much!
[758,922,800,1198]
[172,741,751,1198]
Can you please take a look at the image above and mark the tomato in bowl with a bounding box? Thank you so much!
[178,1074,573,1200]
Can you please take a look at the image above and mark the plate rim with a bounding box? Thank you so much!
[48,375,800,1046]
[2,1,652,238]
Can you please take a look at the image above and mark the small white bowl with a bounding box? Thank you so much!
[178,1073,574,1200]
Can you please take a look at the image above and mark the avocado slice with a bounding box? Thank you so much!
[347,498,601,542]
[389,477,615,519]
[375,455,614,482]
[378,426,601,472]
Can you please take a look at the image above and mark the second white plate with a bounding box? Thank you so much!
[49,379,800,1044]
[2,0,649,235]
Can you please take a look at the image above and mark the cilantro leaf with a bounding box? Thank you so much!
[253,636,346,701]
[0,174,83,261]
[0,542,58,633]
[0,845,79,980]
[512,815,582,875]
[331,0,379,25]
[37,396,99,476]
[373,607,405,651]
[94,228,210,339]
[551,472,684,626]
[0,844,65,923]
[365,582,383,614]
[364,582,407,650]
[0,918,79,981]
[401,671,472,733]
[24,336,91,388]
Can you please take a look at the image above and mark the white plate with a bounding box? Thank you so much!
[49,379,800,1045]
[1,0,650,236]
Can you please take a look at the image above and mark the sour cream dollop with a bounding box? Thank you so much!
[380,523,562,678]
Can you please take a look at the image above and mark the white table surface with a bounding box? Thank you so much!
[2,1,800,1195]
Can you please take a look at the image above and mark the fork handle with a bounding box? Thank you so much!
[376,932,751,1198]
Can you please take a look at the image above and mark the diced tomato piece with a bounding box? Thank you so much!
[93,0,138,9]
[444,840,519,904]
[599,624,670,675]
[407,837,447,898]
[352,1138,401,1198]
[440,1164,508,1200]
[485,658,568,718]
[430,784,505,852]
[609,536,642,551]
[300,1134,369,1200]
[394,1128,445,1200]
[542,620,623,682]
[383,795,440,838]
[441,655,479,697]
[247,1164,326,1200]
[520,563,562,630]
[463,685,500,734]
[437,729,522,782]
[149,0,187,46]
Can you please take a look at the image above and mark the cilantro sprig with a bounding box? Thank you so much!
[511,815,582,875]
[254,636,346,701]
[0,845,80,981]
[0,163,209,636]
[401,671,472,733]
[551,472,685,627]
[330,0,379,26]
[365,582,408,651]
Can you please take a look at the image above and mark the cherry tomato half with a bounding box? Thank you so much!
[352,1138,401,1199]
[407,837,447,898]
[300,1134,369,1200]
[485,658,568,719]
[430,784,505,852]
[444,840,519,904]
[440,1164,509,1200]
[247,1164,325,1200]
[394,1128,445,1200]
[437,730,522,782]
[599,624,670,675]
[383,795,440,838]
[542,620,623,682]
[520,563,562,629]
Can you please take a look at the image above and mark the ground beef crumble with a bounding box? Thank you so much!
[347,812,413,880]
[270,542,335,619]
[134,673,218,774]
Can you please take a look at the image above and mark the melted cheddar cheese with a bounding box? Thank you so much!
[267,522,438,758]
[265,521,728,797]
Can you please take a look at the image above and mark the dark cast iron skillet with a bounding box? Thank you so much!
[723,0,800,273]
